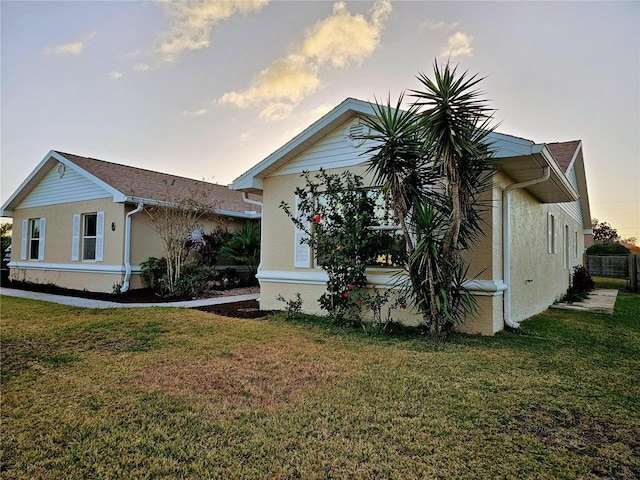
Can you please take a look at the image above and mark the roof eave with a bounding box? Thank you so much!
[495,145,579,203]
[231,98,375,192]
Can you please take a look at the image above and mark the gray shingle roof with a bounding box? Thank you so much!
[56,151,261,215]
[546,141,581,173]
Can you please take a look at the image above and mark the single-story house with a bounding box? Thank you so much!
[1,150,262,292]
[231,98,591,335]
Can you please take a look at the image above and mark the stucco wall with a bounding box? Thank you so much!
[506,177,584,323]
[10,201,251,292]
[9,199,127,291]
[258,165,507,335]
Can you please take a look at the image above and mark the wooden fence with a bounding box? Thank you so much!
[585,254,640,293]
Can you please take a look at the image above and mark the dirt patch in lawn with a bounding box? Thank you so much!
[138,336,352,410]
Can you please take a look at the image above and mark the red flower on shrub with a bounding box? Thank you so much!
[343,292,349,298]
[357,300,363,306]
[314,214,321,224]
[347,284,353,290]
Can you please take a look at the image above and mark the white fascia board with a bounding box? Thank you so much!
[1,150,58,215]
[231,98,376,192]
[123,197,261,219]
[215,209,262,220]
[52,151,128,202]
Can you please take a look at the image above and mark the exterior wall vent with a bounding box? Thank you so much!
[345,119,369,147]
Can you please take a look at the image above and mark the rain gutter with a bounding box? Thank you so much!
[121,203,144,293]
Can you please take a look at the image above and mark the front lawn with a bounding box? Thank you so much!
[1,284,638,479]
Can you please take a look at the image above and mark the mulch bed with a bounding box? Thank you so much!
[4,280,272,319]
[193,300,274,319]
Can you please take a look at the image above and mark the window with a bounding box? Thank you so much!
[83,213,97,260]
[574,231,579,258]
[72,212,104,262]
[563,224,570,270]
[547,213,556,254]
[21,218,45,261]
[293,189,407,269]
[29,219,41,260]
[368,189,407,267]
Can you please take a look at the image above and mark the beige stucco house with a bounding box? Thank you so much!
[231,98,591,335]
[1,150,261,292]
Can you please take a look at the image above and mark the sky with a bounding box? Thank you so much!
[1,0,639,240]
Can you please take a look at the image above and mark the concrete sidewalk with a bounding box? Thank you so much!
[550,288,618,314]
[0,287,259,309]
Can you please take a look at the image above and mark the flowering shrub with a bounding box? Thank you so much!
[280,169,379,322]
[276,293,303,319]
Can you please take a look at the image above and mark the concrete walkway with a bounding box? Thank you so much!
[0,287,259,309]
[550,288,618,314]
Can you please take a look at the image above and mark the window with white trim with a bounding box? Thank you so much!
[83,213,98,260]
[293,189,407,269]
[28,218,45,260]
[72,212,104,262]
[368,189,406,267]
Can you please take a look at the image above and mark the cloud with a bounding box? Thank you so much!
[183,108,207,117]
[301,0,391,68]
[420,20,459,32]
[44,41,84,56]
[219,54,320,120]
[109,71,123,80]
[157,0,268,62]
[238,132,253,142]
[441,32,473,58]
[44,31,95,56]
[219,0,391,121]
[133,63,151,72]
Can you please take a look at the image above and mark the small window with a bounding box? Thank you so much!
[83,213,97,260]
[574,231,579,258]
[29,218,41,260]
[547,213,556,254]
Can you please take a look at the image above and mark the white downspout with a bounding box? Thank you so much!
[503,166,550,328]
[121,203,144,293]
[241,193,264,290]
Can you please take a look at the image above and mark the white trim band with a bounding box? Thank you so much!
[9,262,141,275]
[256,270,506,296]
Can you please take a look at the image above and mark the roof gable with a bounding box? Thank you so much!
[2,150,262,218]
[546,140,582,173]
[18,161,112,209]
[231,97,582,204]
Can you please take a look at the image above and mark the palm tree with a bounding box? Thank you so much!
[362,60,497,335]
[219,221,261,284]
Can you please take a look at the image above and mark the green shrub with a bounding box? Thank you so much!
[140,257,168,293]
[173,263,218,298]
[586,243,629,255]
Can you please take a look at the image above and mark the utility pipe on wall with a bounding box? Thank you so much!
[241,192,264,287]
[121,203,144,293]
[503,167,550,329]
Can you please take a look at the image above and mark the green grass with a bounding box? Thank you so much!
[2,283,639,479]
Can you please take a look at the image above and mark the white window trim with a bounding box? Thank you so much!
[73,212,104,262]
[23,218,45,261]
